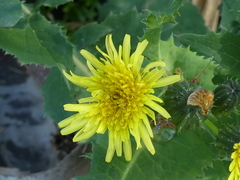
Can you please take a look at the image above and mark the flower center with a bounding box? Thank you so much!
[97,62,150,130]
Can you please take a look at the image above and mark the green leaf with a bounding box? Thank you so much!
[0,12,74,69]
[162,0,208,40]
[98,0,181,21]
[98,0,146,21]
[142,0,183,31]
[41,67,75,124]
[225,0,240,20]
[102,9,146,47]
[176,30,240,79]
[146,35,216,90]
[71,9,146,55]
[220,0,240,33]
[203,159,229,180]
[70,9,147,76]
[36,0,72,8]
[0,0,23,27]
[141,0,183,64]
[142,0,182,55]
[71,9,147,68]
[74,130,214,180]
[70,22,112,50]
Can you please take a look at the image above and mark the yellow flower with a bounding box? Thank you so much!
[229,142,240,180]
[58,34,180,162]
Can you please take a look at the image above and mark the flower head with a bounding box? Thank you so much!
[229,142,240,180]
[58,34,180,162]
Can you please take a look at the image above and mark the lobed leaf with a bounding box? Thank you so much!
[159,36,216,90]
[176,30,240,79]
[162,0,208,40]
[0,0,23,27]
[74,130,214,180]
[0,12,74,69]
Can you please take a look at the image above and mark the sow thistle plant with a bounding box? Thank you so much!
[58,34,181,162]
[2,0,240,179]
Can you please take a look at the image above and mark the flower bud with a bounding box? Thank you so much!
[212,80,240,116]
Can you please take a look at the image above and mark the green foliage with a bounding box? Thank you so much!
[70,22,112,49]
[40,0,100,29]
[1,0,240,179]
[212,80,240,116]
[141,0,183,47]
[177,30,240,80]
[74,130,214,180]
[98,0,181,21]
[224,0,240,20]
[36,0,73,8]
[0,0,23,27]
[62,0,99,22]
[162,0,208,40]
[203,160,229,180]
[101,9,146,46]
[220,0,240,33]
[0,11,74,69]
[41,67,75,123]
[146,35,216,90]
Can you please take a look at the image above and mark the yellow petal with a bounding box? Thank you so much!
[139,122,155,155]
[73,124,98,142]
[63,104,81,112]
[118,45,123,62]
[108,130,114,148]
[122,34,131,64]
[105,149,115,163]
[58,113,80,128]
[106,133,115,162]
[229,160,236,171]
[86,60,98,76]
[231,151,238,159]
[143,106,155,120]
[123,137,132,161]
[228,172,234,180]
[142,61,166,73]
[78,97,98,103]
[154,75,181,88]
[115,134,122,157]
[130,126,142,149]
[131,39,148,66]
[60,119,88,135]
[62,69,89,87]
[147,94,164,103]
[80,49,103,70]
[145,100,171,119]
[143,68,165,83]
[96,45,110,61]
[96,119,107,134]
[105,34,118,62]
[64,104,92,114]
[228,171,234,180]
[141,113,153,137]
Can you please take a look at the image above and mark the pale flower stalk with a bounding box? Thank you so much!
[58,34,180,162]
